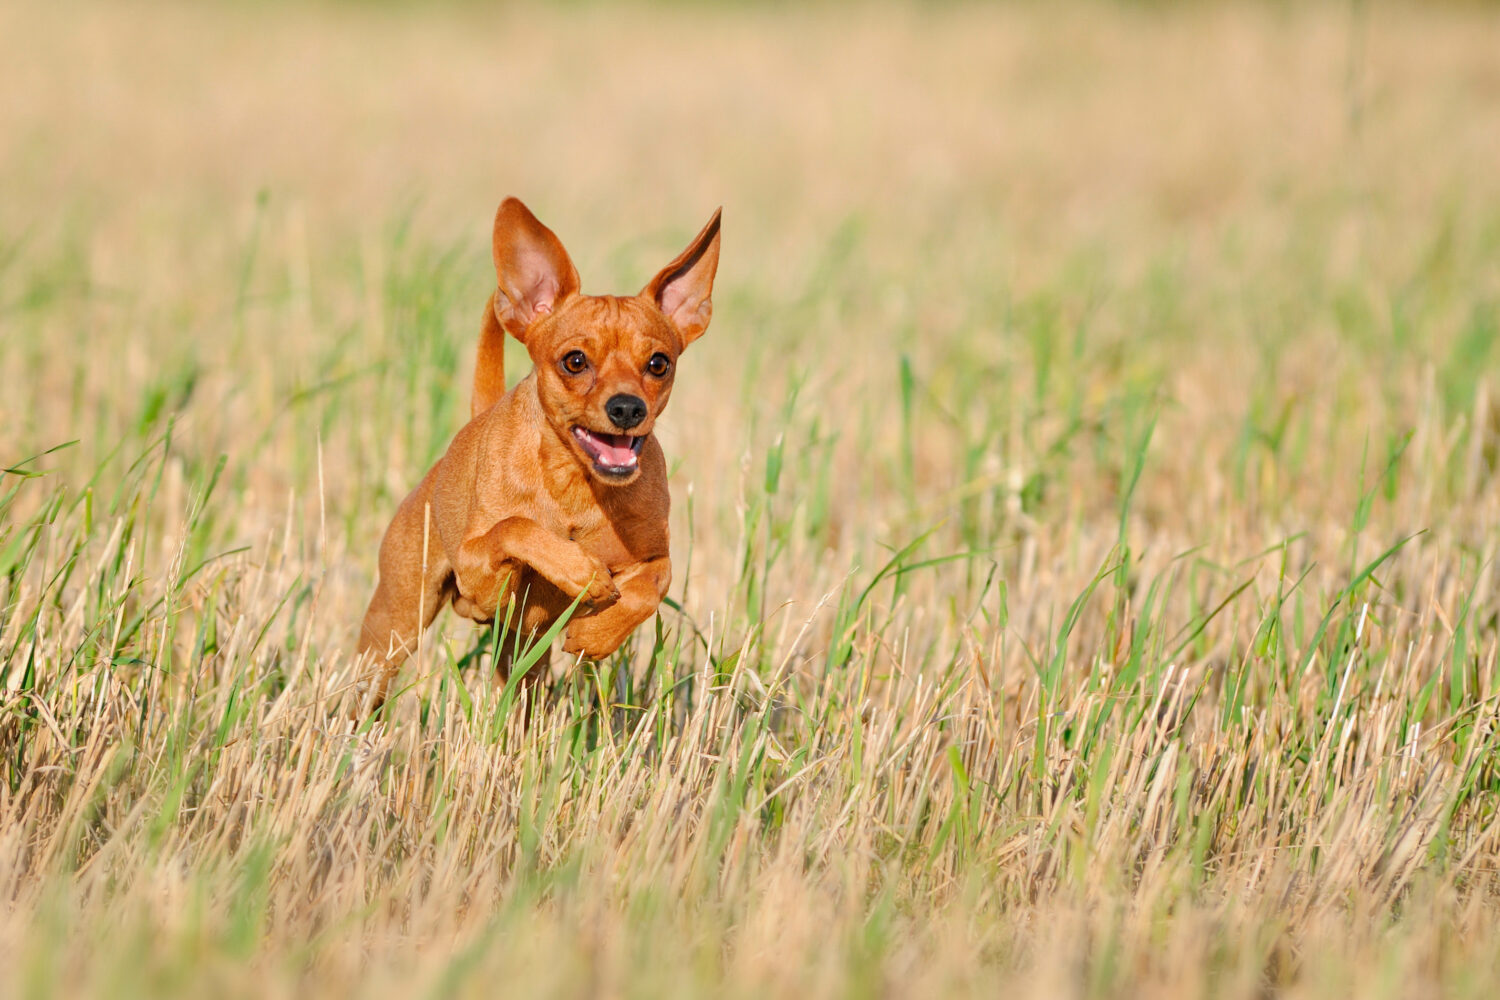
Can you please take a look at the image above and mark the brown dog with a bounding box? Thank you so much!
[355,197,721,710]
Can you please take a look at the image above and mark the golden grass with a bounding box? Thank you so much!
[3,1,1500,996]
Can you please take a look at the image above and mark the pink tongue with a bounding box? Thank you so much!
[593,433,636,467]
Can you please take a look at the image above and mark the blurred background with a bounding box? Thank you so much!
[5,1,1499,632]
[6,0,1498,589]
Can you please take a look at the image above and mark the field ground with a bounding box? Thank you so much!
[3,1,1500,996]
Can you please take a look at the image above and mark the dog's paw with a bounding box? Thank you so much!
[575,560,620,612]
[562,617,624,660]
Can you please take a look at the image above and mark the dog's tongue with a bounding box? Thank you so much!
[576,427,639,468]
[593,432,636,467]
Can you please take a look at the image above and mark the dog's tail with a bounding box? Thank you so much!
[472,290,507,419]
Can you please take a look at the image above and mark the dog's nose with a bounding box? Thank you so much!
[605,394,647,431]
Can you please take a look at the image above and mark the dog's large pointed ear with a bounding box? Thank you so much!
[641,208,721,347]
[492,197,581,342]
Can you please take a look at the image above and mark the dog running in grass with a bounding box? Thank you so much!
[356,197,721,710]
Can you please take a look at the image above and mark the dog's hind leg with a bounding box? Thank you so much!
[354,476,451,714]
[492,639,552,722]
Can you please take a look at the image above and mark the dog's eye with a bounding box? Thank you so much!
[561,350,589,375]
[646,353,672,378]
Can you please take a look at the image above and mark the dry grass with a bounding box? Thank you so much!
[3,1,1500,996]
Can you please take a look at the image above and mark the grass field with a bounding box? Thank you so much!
[4,1,1500,996]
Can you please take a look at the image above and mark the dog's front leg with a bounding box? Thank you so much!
[453,516,620,619]
[561,556,671,659]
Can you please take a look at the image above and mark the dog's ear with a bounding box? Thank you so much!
[492,197,581,342]
[642,208,721,347]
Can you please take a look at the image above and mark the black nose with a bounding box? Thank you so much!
[605,394,647,430]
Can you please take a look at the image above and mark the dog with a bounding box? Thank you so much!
[355,197,721,710]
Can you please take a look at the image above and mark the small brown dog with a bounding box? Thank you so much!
[355,197,720,709]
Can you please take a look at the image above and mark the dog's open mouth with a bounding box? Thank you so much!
[572,426,645,476]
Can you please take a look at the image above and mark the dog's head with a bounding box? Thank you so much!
[489,197,720,485]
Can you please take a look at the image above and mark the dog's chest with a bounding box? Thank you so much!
[563,508,634,568]
[534,458,662,569]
